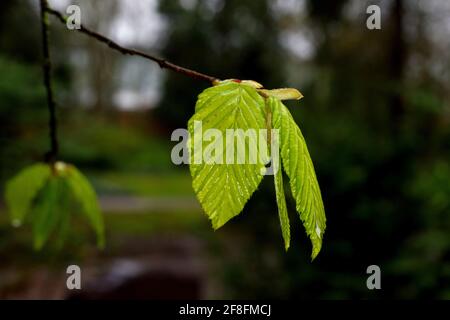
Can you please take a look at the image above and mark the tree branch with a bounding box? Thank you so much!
[40,0,59,162]
[45,7,220,84]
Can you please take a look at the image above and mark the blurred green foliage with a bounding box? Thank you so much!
[4,162,104,250]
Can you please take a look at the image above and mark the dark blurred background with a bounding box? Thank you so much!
[0,0,449,299]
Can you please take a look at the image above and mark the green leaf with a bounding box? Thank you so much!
[55,190,71,249]
[269,97,326,260]
[4,163,51,226]
[5,161,105,250]
[268,108,290,251]
[274,158,291,250]
[188,80,267,229]
[66,165,105,248]
[32,177,62,250]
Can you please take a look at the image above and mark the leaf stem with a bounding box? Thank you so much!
[264,98,272,149]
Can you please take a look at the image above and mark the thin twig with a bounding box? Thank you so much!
[45,7,220,84]
[40,0,58,162]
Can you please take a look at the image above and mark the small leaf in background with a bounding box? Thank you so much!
[188,80,267,229]
[5,163,51,227]
[66,164,105,248]
[269,96,326,260]
[32,177,63,250]
[4,162,104,249]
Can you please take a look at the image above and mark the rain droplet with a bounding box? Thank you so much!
[12,219,22,228]
[315,224,321,238]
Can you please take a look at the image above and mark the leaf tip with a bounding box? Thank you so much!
[97,236,106,250]
[211,220,225,231]
[95,224,106,249]
[310,242,322,261]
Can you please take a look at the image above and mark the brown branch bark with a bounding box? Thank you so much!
[40,0,58,162]
[45,7,220,84]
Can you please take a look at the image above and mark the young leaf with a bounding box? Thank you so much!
[55,201,71,249]
[4,163,51,226]
[267,107,291,250]
[32,177,62,250]
[269,97,326,260]
[65,164,105,248]
[241,80,263,89]
[188,80,267,229]
[259,88,304,101]
[274,158,291,250]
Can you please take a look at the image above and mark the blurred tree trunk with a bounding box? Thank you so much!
[389,0,406,128]
[84,0,120,112]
